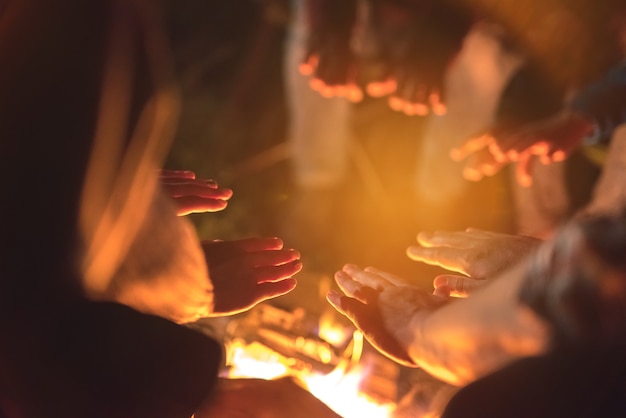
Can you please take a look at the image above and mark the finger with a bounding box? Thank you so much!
[162,183,233,199]
[416,231,479,249]
[498,133,539,159]
[433,285,451,299]
[327,291,417,367]
[366,78,397,97]
[175,197,229,216]
[160,177,218,188]
[429,91,447,116]
[450,134,492,162]
[463,148,506,181]
[255,278,298,302]
[240,249,301,268]
[546,143,574,163]
[227,237,285,252]
[335,270,371,303]
[515,152,534,188]
[433,275,486,298]
[310,78,325,92]
[405,246,468,275]
[299,55,318,76]
[411,102,429,116]
[342,264,391,291]
[487,140,507,163]
[159,169,196,179]
[551,150,566,162]
[388,96,405,112]
[347,84,364,103]
[255,260,303,283]
[363,266,407,286]
[412,85,430,112]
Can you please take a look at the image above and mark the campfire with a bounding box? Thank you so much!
[220,304,398,418]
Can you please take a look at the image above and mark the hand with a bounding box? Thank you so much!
[159,170,233,216]
[452,111,595,186]
[300,0,364,102]
[407,229,541,296]
[203,238,302,316]
[381,1,472,116]
[327,264,448,367]
[196,377,340,418]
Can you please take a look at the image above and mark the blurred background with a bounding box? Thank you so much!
[162,0,515,300]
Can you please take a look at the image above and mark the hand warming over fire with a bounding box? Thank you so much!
[327,264,448,368]
[160,169,233,216]
[300,0,364,103]
[451,110,596,187]
[407,229,541,297]
[203,237,302,315]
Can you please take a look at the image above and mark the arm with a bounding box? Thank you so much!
[329,263,550,387]
[404,262,550,386]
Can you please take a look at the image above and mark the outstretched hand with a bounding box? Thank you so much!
[160,170,233,216]
[451,110,595,186]
[407,229,541,297]
[300,0,364,102]
[380,0,472,117]
[327,264,448,367]
[203,237,302,316]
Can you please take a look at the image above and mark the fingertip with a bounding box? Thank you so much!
[432,103,447,116]
[480,163,498,176]
[463,166,483,182]
[310,78,324,91]
[343,263,358,272]
[416,231,432,244]
[552,150,566,162]
[326,290,342,307]
[334,270,348,280]
[388,97,404,111]
[449,148,463,161]
[414,103,429,116]
[347,86,363,103]
[518,172,533,188]
[299,63,313,76]
[320,86,334,98]
[433,285,451,299]
[433,276,449,288]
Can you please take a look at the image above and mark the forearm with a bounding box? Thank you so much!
[403,262,550,386]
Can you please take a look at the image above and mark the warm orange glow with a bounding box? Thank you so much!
[303,362,394,418]
[223,320,395,417]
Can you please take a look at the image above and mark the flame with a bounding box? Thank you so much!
[301,363,394,418]
[225,340,290,380]
[223,327,395,417]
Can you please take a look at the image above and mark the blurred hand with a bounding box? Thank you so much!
[196,377,340,418]
[159,170,232,216]
[327,264,448,367]
[407,229,541,297]
[381,1,472,116]
[451,110,595,186]
[300,0,364,102]
[203,237,302,316]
